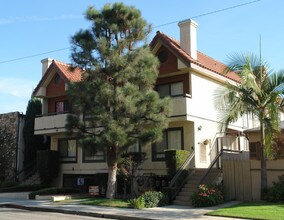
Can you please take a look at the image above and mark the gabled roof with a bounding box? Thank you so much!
[150,31,240,82]
[53,60,84,82]
[33,59,84,96]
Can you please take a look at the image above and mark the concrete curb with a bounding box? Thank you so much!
[0,203,156,220]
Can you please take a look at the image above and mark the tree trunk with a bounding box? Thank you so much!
[260,148,267,200]
[106,144,118,199]
[106,163,117,199]
[260,120,268,200]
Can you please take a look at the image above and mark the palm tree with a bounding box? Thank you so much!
[214,53,284,199]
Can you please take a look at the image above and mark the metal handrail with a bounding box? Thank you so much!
[168,151,195,200]
[169,151,195,187]
[208,132,224,156]
[199,149,242,185]
[5,161,37,183]
[208,132,242,156]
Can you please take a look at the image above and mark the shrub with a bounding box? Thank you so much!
[37,150,59,185]
[161,187,173,205]
[264,178,284,202]
[141,191,167,208]
[29,187,80,199]
[191,184,224,207]
[129,197,145,209]
[0,181,18,188]
[165,150,191,178]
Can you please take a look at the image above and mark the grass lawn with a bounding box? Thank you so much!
[79,198,130,208]
[207,201,284,220]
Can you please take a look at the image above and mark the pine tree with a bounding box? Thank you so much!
[23,97,47,167]
[66,3,169,199]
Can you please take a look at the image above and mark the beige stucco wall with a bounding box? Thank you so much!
[50,121,195,186]
[140,121,194,175]
[185,70,244,168]
[250,159,284,201]
[50,134,108,187]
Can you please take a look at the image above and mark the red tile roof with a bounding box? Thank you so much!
[150,31,240,82]
[33,59,84,96]
[53,60,84,82]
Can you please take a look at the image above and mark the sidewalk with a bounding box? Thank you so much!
[0,197,242,220]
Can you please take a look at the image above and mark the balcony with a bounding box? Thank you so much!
[34,113,68,135]
[169,96,189,119]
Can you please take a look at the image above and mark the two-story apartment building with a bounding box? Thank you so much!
[33,19,253,191]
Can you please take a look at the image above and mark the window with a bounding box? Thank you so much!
[83,146,105,162]
[249,142,260,160]
[157,50,168,63]
[157,82,183,98]
[152,128,183,161]
[128,140,141,153]
[55,100,69,113]
[58,139,77,162]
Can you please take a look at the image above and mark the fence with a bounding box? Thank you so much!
[222,157,284,201]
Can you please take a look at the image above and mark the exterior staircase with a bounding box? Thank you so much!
[20,171,41,185]
[173,168,222,206]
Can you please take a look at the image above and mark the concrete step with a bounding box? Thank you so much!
[172,168,223,207]
[181,187,195,193]
[173,200,192,206]
[178,191,194,196]
[175,195,191,201]
[21,172,41,185]
[182,185,197,192]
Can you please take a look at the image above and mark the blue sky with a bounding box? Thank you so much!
[0,0,283,114]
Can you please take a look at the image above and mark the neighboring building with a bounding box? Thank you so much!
[33,19,256,192]
[0,112,25,182]
[245,121,284,160]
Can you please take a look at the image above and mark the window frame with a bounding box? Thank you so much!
[58,138,78,163]
[127,140,141,153]
[82,146,106,163]
[157,81,184,98]
[249,142,260,160]
[55,100,70,114]
[152,127,184,161]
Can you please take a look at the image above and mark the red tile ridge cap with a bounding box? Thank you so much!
[53,59,73,67]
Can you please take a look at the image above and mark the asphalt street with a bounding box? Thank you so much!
[0,207,116,220]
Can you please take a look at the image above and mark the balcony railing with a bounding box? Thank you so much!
[34,112,69,135]
[169,95,190,118]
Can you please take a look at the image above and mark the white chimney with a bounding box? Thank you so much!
[178,19,198,60]
[41,58,53,76]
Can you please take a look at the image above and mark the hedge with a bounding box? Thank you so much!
[165,149,191,178]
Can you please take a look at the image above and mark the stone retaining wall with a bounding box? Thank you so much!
[0,112,25,181]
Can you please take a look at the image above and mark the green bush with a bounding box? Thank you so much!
[141,191,167,208]
[0,181,18,188]
[160,187,173,205]
[29,187,80,199]
[0,184,45,193]
[191,184,224,207]
[129,197,145,209]
[37,150,59,184]
[165,150,190,178]
[264,180,284,202]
